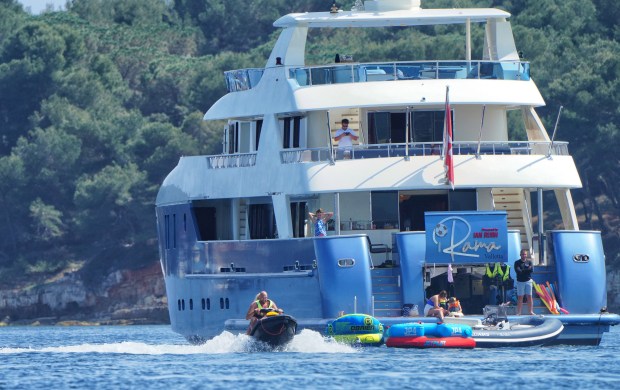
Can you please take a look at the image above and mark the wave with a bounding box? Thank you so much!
[0,329,357,355]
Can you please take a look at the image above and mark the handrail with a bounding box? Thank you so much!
[288,60,530,87]
[279,141,569,164]
[202,141,569,168]
[223,60,531,92]
[207,153,257,169]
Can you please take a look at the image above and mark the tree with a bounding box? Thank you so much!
[30,198,65,241]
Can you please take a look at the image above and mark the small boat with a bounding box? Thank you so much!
[249,309,297,347]
[326,314,384,346]
[385,322,475,349]
[471,316,564,348]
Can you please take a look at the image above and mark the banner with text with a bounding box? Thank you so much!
[424,211,508,263]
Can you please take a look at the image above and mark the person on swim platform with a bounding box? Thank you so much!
[447,296,464,317]
[245,291,283,335]
[424,290,449,321]
[514,249,535,315]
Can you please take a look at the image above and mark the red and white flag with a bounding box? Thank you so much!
[443,86,454,189]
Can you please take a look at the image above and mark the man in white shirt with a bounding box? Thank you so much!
[334,119,359,159]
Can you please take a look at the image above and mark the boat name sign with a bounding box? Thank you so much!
[424,211,508,263]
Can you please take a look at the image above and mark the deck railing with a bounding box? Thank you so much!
[207,153,257,169]
[223,60,530,92]
[203,142,568,168]
[279,141,568,164]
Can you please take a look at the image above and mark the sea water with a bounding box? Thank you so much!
[1,325,619,389]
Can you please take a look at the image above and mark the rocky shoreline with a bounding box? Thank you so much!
[0,261,169,327]
[1,262,619,327]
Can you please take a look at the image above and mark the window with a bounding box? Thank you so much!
[449,190,477,211]
[367,110,452,144]
[193,207,217,241]
[290,201,307,238]
[173,214,176,248]
[256,120,263,150]
[399,193,448,231]
[371,191,399,229]
[249,204,277,239]
[226,120,262,153]
[412,111,446,143]
[226,122,238,153]
[282,116,305,149]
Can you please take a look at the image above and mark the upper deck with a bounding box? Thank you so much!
[273,3,510,28]
[205,1,533,121]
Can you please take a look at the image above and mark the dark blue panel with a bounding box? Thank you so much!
[314,235,373,317]
[395,232,426,309]
[550,231,607,314]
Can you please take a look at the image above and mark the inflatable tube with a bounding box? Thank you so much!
[326,314,384,346]
[472,316,564,348]
[386,336,476,349]
[387,322,472,338]
[386,322,425,338]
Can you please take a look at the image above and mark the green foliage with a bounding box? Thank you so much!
[30,198,65,241]
[0,0,618,285]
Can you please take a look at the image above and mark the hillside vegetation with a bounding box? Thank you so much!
[0,0,618,288]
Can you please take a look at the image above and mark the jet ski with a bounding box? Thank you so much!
[249,308,297,347]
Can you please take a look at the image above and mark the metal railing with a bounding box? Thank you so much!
[207,153,257,169]
[222,60,531,92]
[279,141,568,164]
[289,60,530,87]
[202,142,568,168]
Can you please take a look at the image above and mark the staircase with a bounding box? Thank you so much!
[492,188,533,253]
[371,267,403,317]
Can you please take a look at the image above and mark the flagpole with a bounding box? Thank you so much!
[443,86,455,190]
[475,105,486,159]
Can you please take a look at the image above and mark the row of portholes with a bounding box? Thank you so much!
[177,297,231,311]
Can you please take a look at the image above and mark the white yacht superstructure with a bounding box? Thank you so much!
[156,0,619,345]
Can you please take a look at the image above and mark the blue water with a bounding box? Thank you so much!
[1,325,619,389]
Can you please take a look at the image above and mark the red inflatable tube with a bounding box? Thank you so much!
[386,336,476,349]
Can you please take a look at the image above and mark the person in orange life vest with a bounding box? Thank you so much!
[447,297,464,317]
[245,291,283,335]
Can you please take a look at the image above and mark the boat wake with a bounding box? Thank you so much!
[0,329,357,355]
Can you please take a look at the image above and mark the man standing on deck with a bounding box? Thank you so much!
[514,249,535,315]
[334,119,358,159]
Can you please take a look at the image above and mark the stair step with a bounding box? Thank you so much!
[373,300,402,309]
[372,276,399,284]
[373,292,400,301]
[370,268,399,276]
[372,284,400,293]
[373,308,403,317]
